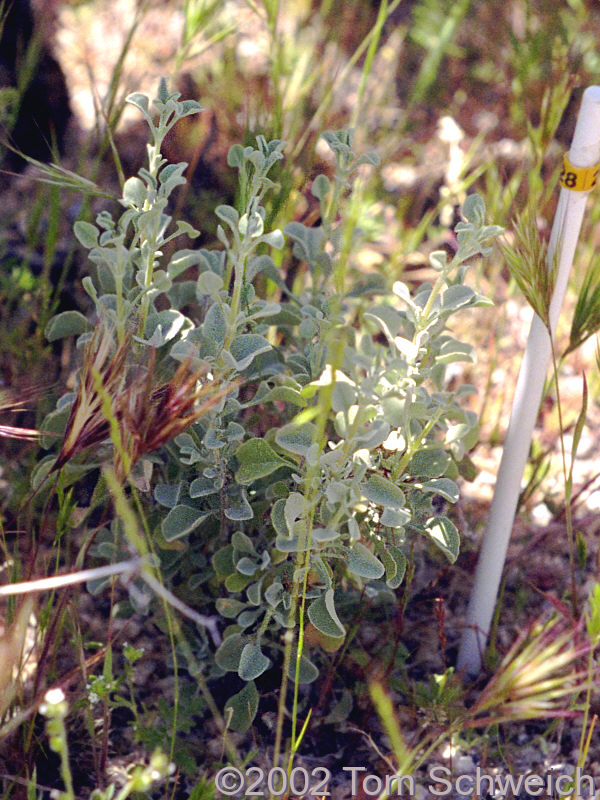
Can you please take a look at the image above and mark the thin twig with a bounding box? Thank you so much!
[0,557,222,645]
[0,558,142,595]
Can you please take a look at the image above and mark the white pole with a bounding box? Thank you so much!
[457,86,600,677]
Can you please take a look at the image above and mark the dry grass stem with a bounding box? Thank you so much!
[0,390,41,441]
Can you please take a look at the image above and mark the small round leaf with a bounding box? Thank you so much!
[346,542,385,579]
[215,632,246,672]
[238,643,271,681]
[424,516,460,563]
[224,680,258,732]
[161,505,209,541]
[308,589,346,638]
[363,474,405,509]
[45,311,92,342]
[235,439,286,484]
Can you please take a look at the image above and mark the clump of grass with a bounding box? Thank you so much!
[113,349,230,482]
[53,321,228,482]
[469,613,594,727]
[52,322,129,472]
[369,611,600,793]
[501,210,555,330]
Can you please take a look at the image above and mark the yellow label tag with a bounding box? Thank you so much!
[559,154,599,192]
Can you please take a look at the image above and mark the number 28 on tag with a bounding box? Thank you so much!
[560,154,599,192]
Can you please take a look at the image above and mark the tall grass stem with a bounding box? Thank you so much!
[458,86,600,677]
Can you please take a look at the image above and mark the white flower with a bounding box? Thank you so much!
[44,688,65,705]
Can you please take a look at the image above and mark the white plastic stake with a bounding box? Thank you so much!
[457,86,600,677]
